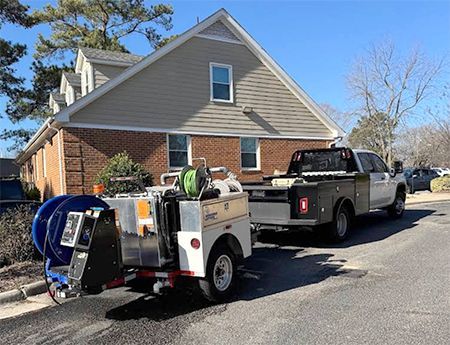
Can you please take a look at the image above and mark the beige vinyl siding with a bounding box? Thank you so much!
[94,64,126,88]
[71,37,333,138]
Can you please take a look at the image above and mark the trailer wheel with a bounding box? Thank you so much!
[199,245,236,302]
[327,206,351,242]
[387,191,406,219]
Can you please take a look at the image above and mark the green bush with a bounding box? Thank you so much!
[95,152,153,196]
[25,185,41,201]
[431,175,450,192]
[0,205,37,268]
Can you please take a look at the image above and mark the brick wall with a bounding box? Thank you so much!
[191,136,329,181]
[61,127,329,193]
[22,132,64,200]
[62,128,167,194]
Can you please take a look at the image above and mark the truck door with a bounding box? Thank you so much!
[358,153,382,209]
[357,153,385,209]
[368,153,392,207]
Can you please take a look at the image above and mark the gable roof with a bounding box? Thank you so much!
[50,92,65,103]
[55,8,344,137]
[18,8,344,164]
[79,47,143,65]
[62,72,81,86]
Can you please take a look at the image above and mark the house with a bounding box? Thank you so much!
[17,9,344,200]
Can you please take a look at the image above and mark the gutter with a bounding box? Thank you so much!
[16,118,63,164]
[329,136,344,148]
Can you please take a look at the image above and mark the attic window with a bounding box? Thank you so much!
[210,63,233,103]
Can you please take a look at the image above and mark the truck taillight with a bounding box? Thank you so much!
[299,197,308,214]
[191,238,201,250]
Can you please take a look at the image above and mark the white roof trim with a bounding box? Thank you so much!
[66,122,335,141]
[54,8,343,137]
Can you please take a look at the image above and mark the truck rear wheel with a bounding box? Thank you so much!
[199,245,237,302]
[327,206,351,242]
[387,192,405,218]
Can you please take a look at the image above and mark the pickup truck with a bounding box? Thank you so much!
[242,148,407,241]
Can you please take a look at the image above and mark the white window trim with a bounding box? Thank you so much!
[240,137,260,171]
[209,62,233,103]
[42,146,47,178]
[88,63,95,92]
[167,134,192,170]
[35,153,39,180]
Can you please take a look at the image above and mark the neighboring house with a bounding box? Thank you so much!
[0,158,20,178]
[17,9,344,199]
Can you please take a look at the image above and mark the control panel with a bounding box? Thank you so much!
[60,212,96,248]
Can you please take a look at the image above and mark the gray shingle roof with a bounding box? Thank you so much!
[62,72,81,86]
[79,47,143,65]
[50,92,65,103]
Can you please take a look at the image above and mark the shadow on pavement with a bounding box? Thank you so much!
[258,209,436,249]
[105,247,351,321]
[105,208,437,321]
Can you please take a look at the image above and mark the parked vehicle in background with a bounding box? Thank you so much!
[0,178,41,215]
[403,168,439,194]
[432,167,450,177]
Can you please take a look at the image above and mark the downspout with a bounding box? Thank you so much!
[329,136,343,148]
[47,121,65,195]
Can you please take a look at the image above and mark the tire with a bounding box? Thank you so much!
[199,245,237,302]
[387,191,406,219]
[327,206,352,242]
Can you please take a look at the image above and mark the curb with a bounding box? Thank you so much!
[0,281,47,305]
[406,199,450,206]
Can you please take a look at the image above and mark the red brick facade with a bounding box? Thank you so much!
[23,127,330,198]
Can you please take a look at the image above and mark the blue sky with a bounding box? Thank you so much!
[1,0,449,157]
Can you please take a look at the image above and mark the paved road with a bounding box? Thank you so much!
[1,202,449,345]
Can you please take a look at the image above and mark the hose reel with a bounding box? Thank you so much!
[179,165,210,198]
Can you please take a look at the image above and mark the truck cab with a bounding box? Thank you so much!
[352,149,406,209]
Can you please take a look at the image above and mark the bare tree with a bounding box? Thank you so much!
[347,40,444,165]
[320,103,354,132]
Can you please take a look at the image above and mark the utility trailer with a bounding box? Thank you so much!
[32,165,251,302]
[243,148,406,241]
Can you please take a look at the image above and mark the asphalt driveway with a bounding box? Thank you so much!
[0,202,449,345]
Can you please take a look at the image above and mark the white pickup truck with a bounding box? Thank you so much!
[242,148,407,241]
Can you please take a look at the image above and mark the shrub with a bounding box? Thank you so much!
[95,152,153,196]
[431,175,450,192]
[24,185,41,201]
[0,205,37,268]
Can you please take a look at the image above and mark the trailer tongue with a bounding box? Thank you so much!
[32,164,251,302]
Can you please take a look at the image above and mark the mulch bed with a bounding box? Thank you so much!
[0,261,42,293]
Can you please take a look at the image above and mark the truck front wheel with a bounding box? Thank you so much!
[199,245,237,302]
[327,206,352,242]
[387,192,406,218]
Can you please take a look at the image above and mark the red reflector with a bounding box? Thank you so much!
[191,238,201,249]
[299,197,308,214]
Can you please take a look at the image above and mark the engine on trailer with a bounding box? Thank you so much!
[33,161,249,299]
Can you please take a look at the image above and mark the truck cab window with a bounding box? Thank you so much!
[358,153,374,173]
[369,154,388,173]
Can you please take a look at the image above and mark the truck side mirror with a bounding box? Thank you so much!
[393,161,403,174]
[389,167,396,177]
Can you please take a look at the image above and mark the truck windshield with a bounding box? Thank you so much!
[287,149,357,174]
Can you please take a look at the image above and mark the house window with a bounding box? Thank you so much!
[240,137,259,170]
[168,134,191,169]
[210,63,233,102]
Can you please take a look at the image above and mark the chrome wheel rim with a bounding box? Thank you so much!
[337,212,348,237]
[395,197,405,214]
[213,255,233,292]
